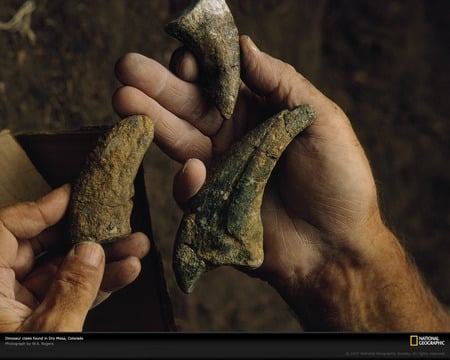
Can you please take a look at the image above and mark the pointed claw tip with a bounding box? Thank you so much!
[165,0,240,122]
[173,243,206,294]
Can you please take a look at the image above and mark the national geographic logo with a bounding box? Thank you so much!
[410,335,446,347]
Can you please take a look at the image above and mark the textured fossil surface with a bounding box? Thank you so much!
[68,115,154,244]
[174,105,316,293]
[165,0,240,119]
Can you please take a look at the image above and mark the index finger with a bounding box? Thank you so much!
[0,184,70,240]
[0,185,70,270]
[115,53,223,136]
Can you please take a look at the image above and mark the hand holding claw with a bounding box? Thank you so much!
[113,36,450,331]
[0,185,150,331]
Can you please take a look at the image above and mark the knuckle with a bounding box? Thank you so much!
[55,265,98,298]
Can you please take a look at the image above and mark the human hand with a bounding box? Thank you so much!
[0,184,150,332]
[113,35,379,297]
[113,36,449,330]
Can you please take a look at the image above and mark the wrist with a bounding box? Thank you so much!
[301,225,406,331]
[274,222,449,331]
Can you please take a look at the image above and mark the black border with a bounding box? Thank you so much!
[1,332,449,359]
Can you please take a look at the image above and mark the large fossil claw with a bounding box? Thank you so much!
[68,115,154,244]
[173,105,316,293]
[165,0,240,119]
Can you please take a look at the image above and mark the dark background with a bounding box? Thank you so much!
[0,0,448,331]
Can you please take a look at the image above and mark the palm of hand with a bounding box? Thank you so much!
[0,246,58,331]
[188,76,378,286]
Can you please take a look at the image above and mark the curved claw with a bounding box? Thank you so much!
[173,105,316,293]
[68,115,154,244]
[165,0,240,119]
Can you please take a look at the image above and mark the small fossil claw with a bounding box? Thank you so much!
[165,0,240,119]
[68,115,154,244]
[173,105,316,293]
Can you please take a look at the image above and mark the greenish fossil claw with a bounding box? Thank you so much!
[173,105,316,293]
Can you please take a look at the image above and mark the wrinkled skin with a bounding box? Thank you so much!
[0,185,150,331]
[113,35,450,331]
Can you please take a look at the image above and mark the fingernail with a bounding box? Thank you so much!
[74,242,103,266]
[180,53,198,82]
[245,35,259,52]
[61,183,71,192]
[182,159,194,174]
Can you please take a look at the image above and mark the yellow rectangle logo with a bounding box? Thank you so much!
[410,335,419,347]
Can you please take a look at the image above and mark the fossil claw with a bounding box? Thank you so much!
[165,0,240,119]
[173,105,316,293]
[68,115,154,244]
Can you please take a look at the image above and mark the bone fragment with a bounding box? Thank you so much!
[173,105,316,293]
[165,0,240,119]
[68,115,154,244]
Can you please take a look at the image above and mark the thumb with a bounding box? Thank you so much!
[240,35,351,134]
[240,35,301,109]
[26,242,105,331]
[173,158,206,209]
[240,35,329,112]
